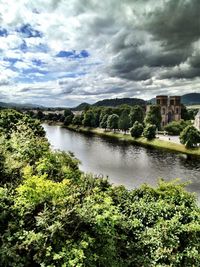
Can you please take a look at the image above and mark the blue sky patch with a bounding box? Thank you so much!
[20,41,28,52]
[56,50,89,58]
[0,28,7,37]
[3,57,22,65]
[17,24,43,38]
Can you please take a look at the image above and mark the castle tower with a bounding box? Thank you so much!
[156,95,168,127]
[168,96,181,122]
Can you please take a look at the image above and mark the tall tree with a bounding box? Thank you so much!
[100,114,109,130]
[180,125,200,148]
[118,110,130,133]
[82,110,96,127]
[129,105,144,125]
[107,114,119,132]
[145,105,162,129]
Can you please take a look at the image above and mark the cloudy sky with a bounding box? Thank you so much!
[0,0,199,107]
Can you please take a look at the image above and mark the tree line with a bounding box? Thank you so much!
[28,104,200,147]
[0,109,199,266]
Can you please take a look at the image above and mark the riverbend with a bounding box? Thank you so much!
[43,124,200,200]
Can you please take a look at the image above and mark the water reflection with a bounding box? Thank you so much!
[43,124,200,200]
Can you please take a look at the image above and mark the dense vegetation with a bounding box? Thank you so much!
[27,104,200,149]
[0,109,200,266]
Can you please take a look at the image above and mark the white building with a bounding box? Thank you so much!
[194,110,200,131]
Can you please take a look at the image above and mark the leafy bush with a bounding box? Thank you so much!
[143,124,156,140]
[0,110,200,267]
[180,125,200,148]
[164,120,191,135]
[130,121,144,138]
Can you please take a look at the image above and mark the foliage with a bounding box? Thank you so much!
[164,120,191,135]
[82,110,96,127]
[63,114,74,126]
[100,114,109,130]
[0,109,200,267]
[129,105,144,125]
[107,114,119,132]
[118,110,130,133]
[143,124,156,140]
[180,125,200,148]
[72,114,83,126]
[64,109,73,118]
[145,105,162,129]
[130,121,144,138]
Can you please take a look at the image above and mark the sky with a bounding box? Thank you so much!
[0,0,199,107]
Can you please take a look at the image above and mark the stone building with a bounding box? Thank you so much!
[194,110,200,131]
[156,95,182,127]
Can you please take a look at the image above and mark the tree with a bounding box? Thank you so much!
[180,125,200,148]
[100,114,109,130]
[129,105,144,125]
[64,109,73,118]
[107,114,119,132]
[145,105,162,129]
[164,120,191,135]
[36,110,44,120]
[143,124,156,140]
[82,110,96,127]
[63,114,74,126]
[130,121,144,138]
[118,110,130,133]
[72,114,83,126]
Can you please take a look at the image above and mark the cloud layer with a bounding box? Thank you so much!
[0,0,199,106]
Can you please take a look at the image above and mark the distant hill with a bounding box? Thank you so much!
[93,97,145,107]
[181,93,200,105]
[73,98,146,110]
[71,102,91,111]
[0,102,44,109]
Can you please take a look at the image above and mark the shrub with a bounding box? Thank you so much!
[180,125,200,148]
[130,121,144,138]
[143,124,156,140]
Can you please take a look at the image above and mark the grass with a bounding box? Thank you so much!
[66,125,200,157]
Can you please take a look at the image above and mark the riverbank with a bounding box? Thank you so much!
[66,125,200,156]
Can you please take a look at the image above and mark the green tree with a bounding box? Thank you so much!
[72,114,83,126]
[64,108,73,117]
[164,120,191,135]
[118,110,130,133]
[143,124,156,140]
[145,105,161,129]
[100,114,109,130]
[82,110,96,127]
[63,114,74,126]
[130,121,144,138]
[107,114,119,132]
[180,125,200,148]
[129,105,144,125]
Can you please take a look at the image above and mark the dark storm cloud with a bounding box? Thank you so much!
[144,0,200,50]
[104,0,200,81]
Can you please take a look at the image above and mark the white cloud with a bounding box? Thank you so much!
[0,0,199,106]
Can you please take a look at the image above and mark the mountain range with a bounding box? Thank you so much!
[73,93,200,110]
[0,93,199,110]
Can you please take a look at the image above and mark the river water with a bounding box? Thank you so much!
[43,124,200,200]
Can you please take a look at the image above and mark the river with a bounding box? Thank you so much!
[43,124,200,200]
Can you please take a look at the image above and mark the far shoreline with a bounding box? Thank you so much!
[63,124,200,157]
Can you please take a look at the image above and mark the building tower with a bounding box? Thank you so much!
[156,95,168,127]
[156,95,182,128]
[168,96,181,123]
